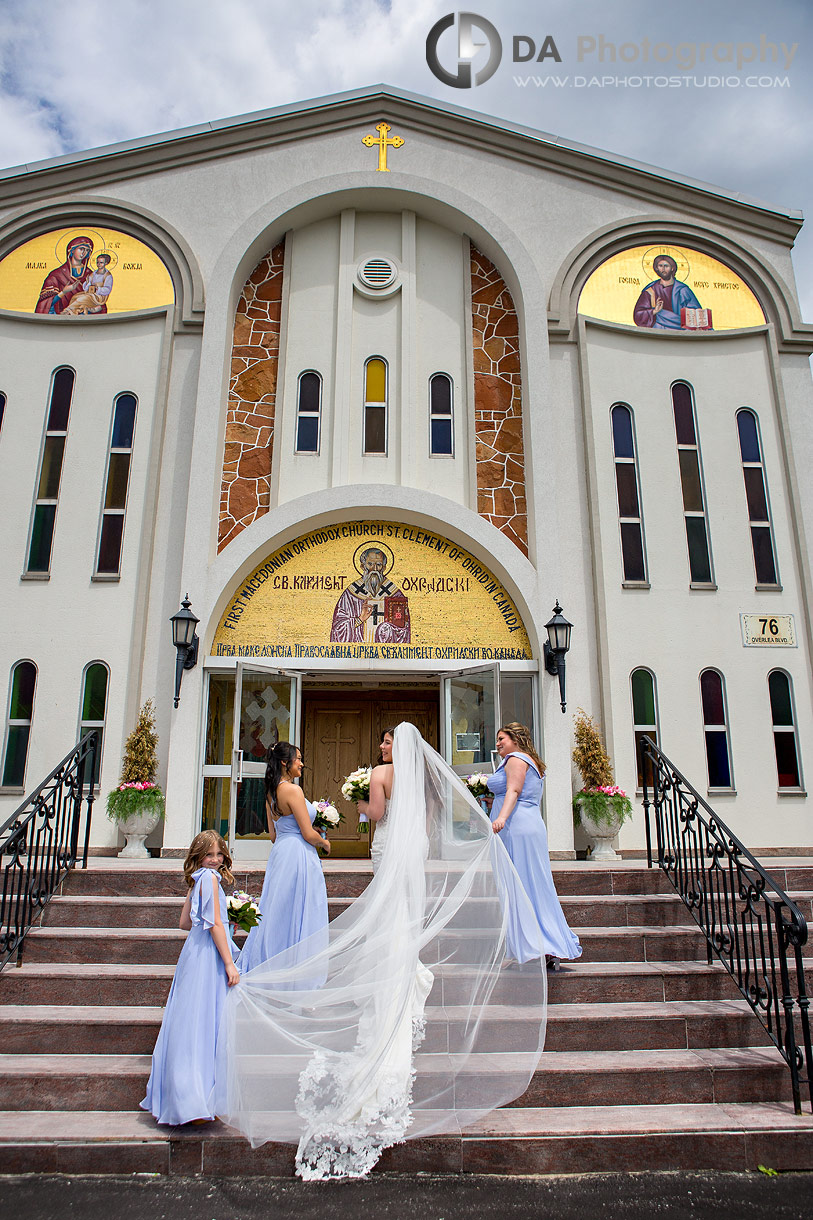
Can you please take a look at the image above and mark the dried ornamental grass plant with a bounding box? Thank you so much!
[106,699,166,823]
[572,709,632,827]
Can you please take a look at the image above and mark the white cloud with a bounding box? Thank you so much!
[0,0,811,313]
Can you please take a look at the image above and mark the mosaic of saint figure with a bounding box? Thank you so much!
[633,254,703,330]
[330,546,411,644]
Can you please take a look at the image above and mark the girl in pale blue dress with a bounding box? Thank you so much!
[141,831,240,1126]
[239,741,330,973]
[488,722,582,969]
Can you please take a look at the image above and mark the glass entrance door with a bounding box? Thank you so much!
[440,663,501,774]
[201,663,300,859]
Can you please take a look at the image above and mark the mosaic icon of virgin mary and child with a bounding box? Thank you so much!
[35,235,114,315]
[330,544,411,644]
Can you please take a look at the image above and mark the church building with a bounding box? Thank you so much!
[1,84,811,861]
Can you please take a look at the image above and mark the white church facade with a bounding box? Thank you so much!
[0,84,811,860]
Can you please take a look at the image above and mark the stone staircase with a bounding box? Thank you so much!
[0,860,812,1175]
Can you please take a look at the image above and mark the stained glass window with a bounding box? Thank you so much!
[673,383,713,585]
[364,358,387,454]
[96,394,137,575]
[2,661,37,787]
[737,410,779,587]
[612,404,647,583]
[27,368,74,573]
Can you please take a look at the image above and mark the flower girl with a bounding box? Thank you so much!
[141,830,240,1126]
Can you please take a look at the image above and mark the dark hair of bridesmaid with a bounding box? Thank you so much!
[264,741,301,817]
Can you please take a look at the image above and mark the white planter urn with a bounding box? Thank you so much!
[117,807,162,859]
[576,800,625,863]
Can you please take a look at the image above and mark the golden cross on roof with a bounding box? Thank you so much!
[362,122,404,172]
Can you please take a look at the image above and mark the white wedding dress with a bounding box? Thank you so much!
[370,797,390,874]
[213,723,547,1179]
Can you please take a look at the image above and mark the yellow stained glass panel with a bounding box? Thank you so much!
[365,359,386,403]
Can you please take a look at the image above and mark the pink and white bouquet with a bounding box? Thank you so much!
[313,800,343,834]
[227,890,262,934]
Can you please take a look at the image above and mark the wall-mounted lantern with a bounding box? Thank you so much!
[170,595,199,709]
[543,600,573,714]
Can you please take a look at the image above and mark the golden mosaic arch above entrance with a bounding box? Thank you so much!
[213,520,532,661]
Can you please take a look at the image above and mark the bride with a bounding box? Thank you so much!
[213,722,547,1179]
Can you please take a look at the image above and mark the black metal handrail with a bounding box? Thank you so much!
[0,731,97,971]
[641,735,811,1114]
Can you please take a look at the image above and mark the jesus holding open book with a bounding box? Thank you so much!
[633,253,711,330]
[330,544,411,644]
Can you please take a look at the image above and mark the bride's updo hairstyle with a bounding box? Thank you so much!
[499,722,546,775]
[264,741,300,818]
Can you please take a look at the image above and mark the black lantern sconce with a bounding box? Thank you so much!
[170,595,200,708]
[543,600,573,714]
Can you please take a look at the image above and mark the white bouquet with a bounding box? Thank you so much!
[227,890,261,934]
[464,772,492,800]
[313,799,343,834]
[341,765,373,826]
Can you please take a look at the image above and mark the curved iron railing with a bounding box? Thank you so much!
[0,731,97,971]
[641,735,811,1114]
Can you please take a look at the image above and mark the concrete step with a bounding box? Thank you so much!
[44,890,813,932]
[0,959,743,1008]
[1,1101,810,1175]
[0,1045,792,1113]
[62,865,681,899]
[22,923,741,966]
[0,999,775,1056]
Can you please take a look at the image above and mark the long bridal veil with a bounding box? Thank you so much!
[214,722,547,1179]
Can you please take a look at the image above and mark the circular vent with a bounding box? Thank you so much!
[358,257,397,290]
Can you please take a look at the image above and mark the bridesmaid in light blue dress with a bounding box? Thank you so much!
[488,722,582,969]
[239,741,330,973]
[141,831,240,1126]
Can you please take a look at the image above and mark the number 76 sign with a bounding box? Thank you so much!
[740,613,796,647]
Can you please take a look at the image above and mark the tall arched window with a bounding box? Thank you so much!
[78,662,109,786]
[672,382,713,586]
[26,368,75,574]
[1,661,37,788]
[736,409,779,588]
[700,669,733,789]
[768,670,802,790]
[364,357,387,454]
[631,668,659,788]
[429,373,453,456]
[612,404,647,583]
[295,371,322,453]
[96,393,137,576]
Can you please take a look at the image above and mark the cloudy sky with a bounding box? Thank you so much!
[1,0,811,311]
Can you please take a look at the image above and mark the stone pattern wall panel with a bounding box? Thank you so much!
[470,246,528,557]
[218,241,285,552]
